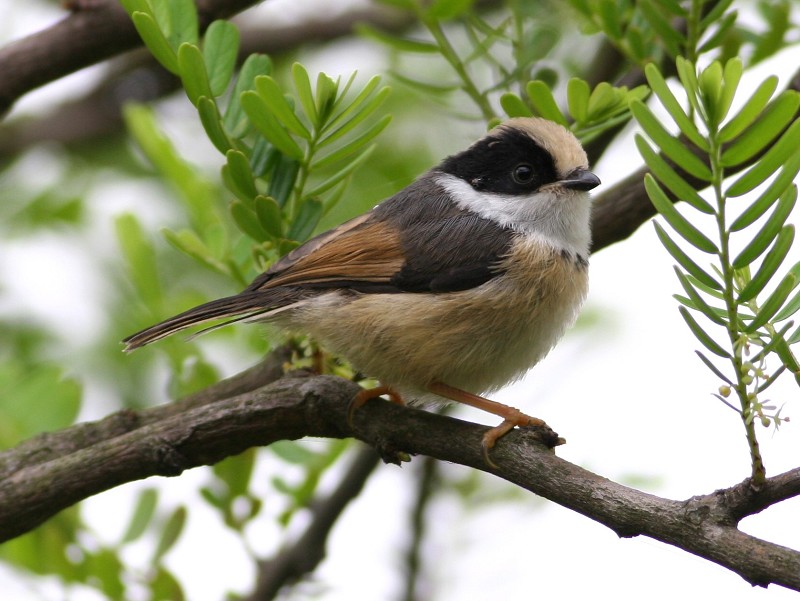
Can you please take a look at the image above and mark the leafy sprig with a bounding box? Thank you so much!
[120,0,391,278]
[633,56,800,483]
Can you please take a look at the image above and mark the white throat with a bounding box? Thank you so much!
[435,173,592,259]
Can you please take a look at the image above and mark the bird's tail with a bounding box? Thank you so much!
[122,290,294,352]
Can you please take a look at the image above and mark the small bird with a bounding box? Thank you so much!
[123,117,600,463]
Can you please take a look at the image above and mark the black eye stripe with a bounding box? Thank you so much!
[437,128,558,195]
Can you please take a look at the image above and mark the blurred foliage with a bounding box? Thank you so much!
[0,0,797,599]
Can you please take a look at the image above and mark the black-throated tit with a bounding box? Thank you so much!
[124,117,601,462]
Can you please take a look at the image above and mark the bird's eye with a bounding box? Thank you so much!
[512,164,534,185]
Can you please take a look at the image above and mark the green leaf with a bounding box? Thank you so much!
[177,43,212,106]
[119,0,150,14]
[287,198,323,242]
[197,96,232,154]
[224,53,272,134]
[700,0,735,27]
[698,61,723,126]
[635,135,714,214]
[726,117,800,196]
[116,213,161,306]
[567,78,590,123]
[674,267,727,326]
[255,76,312,140]
[307,145,374,197]
[167,0,198,47]
[131,12,179,73]
[223,149,258,203]
[631,100,712,181]
[213,449,257,499]
[775,332,800,371]
[321,80,389,144]
[653,221,722,290]
[314,114,391,170]
[526,81,568,126]
[698,10,737,55]
[426,0,474,19]
[643,63,706,150]
[240,91,304,160]
[640,0,685,56]
[254,195,283,238]
[151,567,185,601]
[500,93,533,118]
[675,57,703,117]
[679,306,730,358]
[153,506,187,562]
[356,23,439,53]
[597,0,624,39]
[775,286,800,323]
[270,440,318,464]
[732,187,796,269]
[716,58,742,125]
[722,90,800,167]
[645,175,717,253]
[738,225,795,303]
[163,228,228,274]
[0,365,82,445]
[731,181,797,233]
[695,350,734,385]
[121,489,159,544]
[230,200,272,242]
[585,82,617,119]
[203,20,240,96]
[325,73,391,130]
[718,76,778,143]
[747,272,797,332]
[268,155,300,206]
[315,72,339,121]
[292,62,318,123]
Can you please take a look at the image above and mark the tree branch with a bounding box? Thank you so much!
[1,372,799,591]
[0,0,267,116]
[244,445,382,601]
[0,3,415,156]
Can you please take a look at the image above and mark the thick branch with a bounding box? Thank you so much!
[0,0,264,115]
[1,373,799,591]
[0,3,414,155]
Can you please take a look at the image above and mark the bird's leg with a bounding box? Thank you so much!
[348,384,405,427]
[428,381,564,466]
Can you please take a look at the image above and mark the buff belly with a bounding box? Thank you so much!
[280,240,588,402]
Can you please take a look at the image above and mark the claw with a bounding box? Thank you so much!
[348,384,404,427]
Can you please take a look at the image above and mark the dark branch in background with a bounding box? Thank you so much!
[244,445,381,601]
[1,371,799,591]
[0,0,278,116]
[401,455,439,601]
[0,3,416,158]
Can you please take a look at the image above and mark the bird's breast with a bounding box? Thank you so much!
[285,237,588,397]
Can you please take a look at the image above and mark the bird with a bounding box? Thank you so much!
[123,117,600,464]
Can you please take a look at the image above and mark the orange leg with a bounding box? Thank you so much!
[428,381,563,466]
[348,384,405,427]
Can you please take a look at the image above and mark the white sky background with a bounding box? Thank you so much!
[0,1,799,600]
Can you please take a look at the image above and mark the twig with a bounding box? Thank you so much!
[401,455,438,601]
[244,445,382,601]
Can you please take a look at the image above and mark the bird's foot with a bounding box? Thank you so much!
[347,384,405,427]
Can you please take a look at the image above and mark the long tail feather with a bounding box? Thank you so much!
[122,291,292,352]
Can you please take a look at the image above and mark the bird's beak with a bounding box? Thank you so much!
[560,168,601,191]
